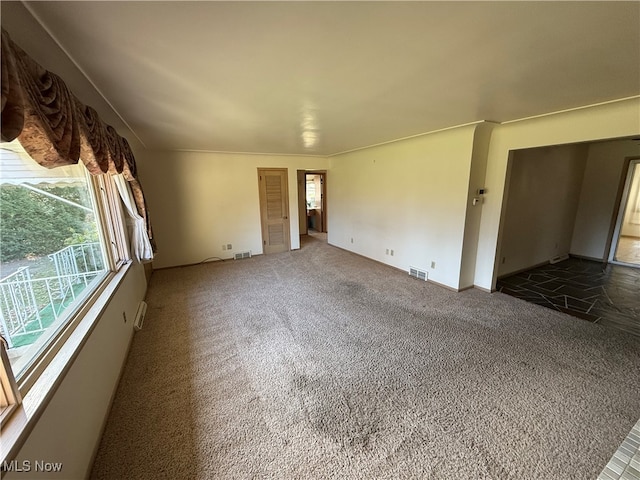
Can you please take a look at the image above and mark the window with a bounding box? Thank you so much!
[306,179,316,208]
[0,140,128,407]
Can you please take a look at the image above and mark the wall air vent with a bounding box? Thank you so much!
[134,301,147,331]
[549,254,569,264]
[409,266,428,281]
[234,251,252,260]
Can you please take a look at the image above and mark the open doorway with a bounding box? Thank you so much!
[297,170,327,242]
[609,158,640,266]
[494,143,640,334]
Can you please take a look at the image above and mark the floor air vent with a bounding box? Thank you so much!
[234,251,252,260]
[409,267,428,281]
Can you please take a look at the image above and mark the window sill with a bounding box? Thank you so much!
[0,262,132,464]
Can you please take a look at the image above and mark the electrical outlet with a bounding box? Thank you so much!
[386,248,389,255]
[390,249,394,256]
[431,261,436,269]
[227,243,232,250]
[350,238,354,244]
[222,244,227,251]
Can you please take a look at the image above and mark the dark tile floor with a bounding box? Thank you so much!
[497,258,640,337]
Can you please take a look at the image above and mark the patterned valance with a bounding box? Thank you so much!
[1,28,153,248]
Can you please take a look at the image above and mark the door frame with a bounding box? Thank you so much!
[299,170,327,235]
[297,170,308,235]
[608,156,640,266]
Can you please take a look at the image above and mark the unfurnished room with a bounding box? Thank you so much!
[0,2,639,479]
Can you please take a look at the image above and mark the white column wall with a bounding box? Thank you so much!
[474,98,640,290]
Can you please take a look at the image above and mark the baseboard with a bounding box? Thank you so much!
[497,254,613,281]
[457,284,475,292]
[327,242,465,292]
[569,253,606,263]
[473,285,494,294]
[427,278,464,292]
[154,254,259,270]
[497,260,550,280]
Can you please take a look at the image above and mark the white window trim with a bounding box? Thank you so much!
[0,166,134,463]
[0,339,21,425]
[94,173,129,269]
[4,171,125,396]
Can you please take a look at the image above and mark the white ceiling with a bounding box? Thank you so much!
[6,1,640,156]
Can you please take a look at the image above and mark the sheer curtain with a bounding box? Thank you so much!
[114,175,154,262]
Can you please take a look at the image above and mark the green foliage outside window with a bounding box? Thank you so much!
[0,184,98,262]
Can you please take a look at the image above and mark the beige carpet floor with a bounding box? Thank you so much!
[91,236,640,479]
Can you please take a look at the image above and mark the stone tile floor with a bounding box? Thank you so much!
[497,257,640,337]
[598,418,640,480]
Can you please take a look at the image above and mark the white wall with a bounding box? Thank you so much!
[327,125,477,290]
[140,151,329,269]
[498,144,588,276]
[571,139,640,259]
[475,98,640,290]
[5,264,147,480]
[459,122,495,289]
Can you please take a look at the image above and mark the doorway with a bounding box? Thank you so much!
[258,168,290,254]
[297,170,327,241]
[609,158,640,266]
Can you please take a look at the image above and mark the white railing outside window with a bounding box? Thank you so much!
[0,243,105,350]
[0,268,39,348]
[49,242,103,280]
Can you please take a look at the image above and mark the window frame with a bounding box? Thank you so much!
[0,164,132,448]
[94,173,131,269]
[0,338,21,427]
